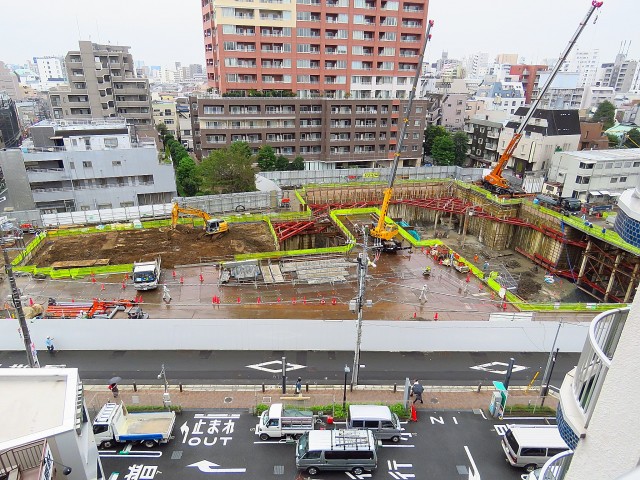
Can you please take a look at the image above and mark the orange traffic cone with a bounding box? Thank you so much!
[411,405,418,421]
[434,312,439,321]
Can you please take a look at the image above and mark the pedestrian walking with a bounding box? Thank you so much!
[45,336,55,354]
[162,285,172,304]
[411,380,424,404]
[109,383,119,398]
[295,377,302,395]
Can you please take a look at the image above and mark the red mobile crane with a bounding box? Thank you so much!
[483,1,604,195]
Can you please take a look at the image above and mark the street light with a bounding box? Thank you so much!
[343,365,350,411]
[158,364,170,407]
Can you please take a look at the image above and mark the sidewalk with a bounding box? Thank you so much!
[83,384,558,414]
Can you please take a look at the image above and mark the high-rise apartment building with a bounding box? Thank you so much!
[596,53,638,94]
[495,53,518,65]
[202,0,428,99]
[560,48,599,88]
[194,0,429,168]
[33,56,67,91]
[49,41,154,137]
[509,64,549,104]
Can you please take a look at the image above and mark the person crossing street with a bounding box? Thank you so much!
[411,380,424,404]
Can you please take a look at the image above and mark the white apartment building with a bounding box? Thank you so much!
[0,368,102,479]
[465,52,489,80]
[580,85,616,111]
[33,56,67,91]
[0,118,177,213]
[546,148,640,202]
[596,53,639,94]
[534,72,582,109]
[561,48,600,88]
[152,100,179,138]
[497,108,581,173]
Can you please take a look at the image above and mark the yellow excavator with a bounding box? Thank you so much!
[370,20,434,251]
[171,203,229,237]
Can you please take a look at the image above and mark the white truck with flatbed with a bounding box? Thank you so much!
[93,402,176,449]
[132,257,161,291]
[256,403,317,440]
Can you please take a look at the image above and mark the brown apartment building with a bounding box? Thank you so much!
[194,0,430,167]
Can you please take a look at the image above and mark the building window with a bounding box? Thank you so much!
[620,176,627,182]
[610,177,618,183]
[575,175,590,184]
[104,138,118,149]
[112,160,122,166]
[82,161,93,168]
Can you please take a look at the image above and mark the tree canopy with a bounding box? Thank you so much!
[423,125,448,157]
[592,100,616,130]
[198,141,256,194]
[452,131,469,166]
[625,128,640,148]
[431,135,456,165]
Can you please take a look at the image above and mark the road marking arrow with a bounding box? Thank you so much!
[187,460,246,474]
[464,446,481,480]
[246,360,306,373]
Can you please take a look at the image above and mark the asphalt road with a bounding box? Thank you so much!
[99,408,552,480]
[0,350,578,388]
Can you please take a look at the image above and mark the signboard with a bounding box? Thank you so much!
[363,172,380,178]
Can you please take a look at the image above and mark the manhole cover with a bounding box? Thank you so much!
[224,396,233,404]
[273,465,284,475]
[171,451,183,460]
[430,397,439,404]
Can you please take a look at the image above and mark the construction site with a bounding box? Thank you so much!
[3,177,637,325]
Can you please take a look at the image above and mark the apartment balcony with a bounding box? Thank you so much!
[26,168,69,183]
[116,100,150,108]
[487,131,500,139]
[31,187,75,203]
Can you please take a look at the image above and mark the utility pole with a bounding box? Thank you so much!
[351,227,370,388]
[539,320,562,401]
[2,242,38,367]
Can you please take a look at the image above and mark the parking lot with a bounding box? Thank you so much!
[100,409,552,479]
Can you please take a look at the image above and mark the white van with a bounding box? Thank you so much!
[501,424,570,473]
[296,429,377,476]
[347,405,402,442]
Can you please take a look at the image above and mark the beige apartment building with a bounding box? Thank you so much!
[49,41,154,138]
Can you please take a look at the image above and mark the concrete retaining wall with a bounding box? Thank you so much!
[0,318,588,353]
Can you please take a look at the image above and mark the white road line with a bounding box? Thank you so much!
[380,444,415,448]
[464,445,481,480]
[479,410,487,420]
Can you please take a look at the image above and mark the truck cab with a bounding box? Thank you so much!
[133,258,161,291]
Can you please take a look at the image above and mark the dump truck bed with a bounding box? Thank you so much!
[117,412,175,440]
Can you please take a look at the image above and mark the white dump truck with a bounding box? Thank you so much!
[93,402,176,449]
[132,257,161,291]
[256,403,317,440]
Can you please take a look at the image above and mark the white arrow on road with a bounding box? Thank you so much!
[180,421,190,442]
[464,446,481,480]
[187,460,246,474]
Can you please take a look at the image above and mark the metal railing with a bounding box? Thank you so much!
[572,307,628,426]
[0,440,45,474]
[536,449,574,480]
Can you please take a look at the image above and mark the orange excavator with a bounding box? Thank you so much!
[483,1,604,196]
[171,203,229,237]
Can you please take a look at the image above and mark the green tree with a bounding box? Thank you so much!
[275,155,290,171]
[198,141,256,194]
[452,131,469,166]
[624,128,640,148]
[423,125,448,157]
[431,135,456,165]
[607,133,621,148]
[592,100,616,130]
[256,145,277,171]
[292,155,305,171]
[175,156,200,197]
[156,123,169,144]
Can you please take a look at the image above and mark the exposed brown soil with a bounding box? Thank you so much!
[516,272,542,299]
[28,224,275,269]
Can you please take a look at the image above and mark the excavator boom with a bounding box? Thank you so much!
[171,203,229,236]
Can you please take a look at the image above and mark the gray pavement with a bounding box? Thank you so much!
[84,384,558,416]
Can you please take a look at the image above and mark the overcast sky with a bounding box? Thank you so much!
[0,0,636,68]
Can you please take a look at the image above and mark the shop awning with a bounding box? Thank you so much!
[589,191,602,196]
[609,192,622,197]
[599,190,611,195]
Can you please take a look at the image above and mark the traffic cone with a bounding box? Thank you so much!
[320,298,325,305]
[257,297,261,304]
[434,312,439,321]
[411,405,418,422]
[199,274,204,283]
[466,273,471,283]
[303,296,307,304]
[172,270,176,279]
[121,281,126,290]
[502,302,507,311]
[180,275,184,284]
[212,296,216,305]
[413,312,417,318]
[277,297,281,303]
[101,283,105,291]
[91,276,96,284]
[29,298,34,306]
[332,298,337,305]
[237,297,241,303]
[292,297,297,304]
